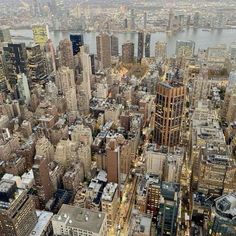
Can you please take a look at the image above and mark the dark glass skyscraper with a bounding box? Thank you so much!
[3,43,28,87]
[137,32,144,62]
[145,33,151,58]
[70,34,84,56]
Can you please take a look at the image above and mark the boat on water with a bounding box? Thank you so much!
[202,28,211,32]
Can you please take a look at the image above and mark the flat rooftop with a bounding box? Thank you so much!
[52,204,106,233]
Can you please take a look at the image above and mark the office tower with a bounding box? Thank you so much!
[90,54,95,74]
[124,18,128,29]
[56,66,77,111]
[144,12,147,29]
[211,193,236,235]
[0,179,38,236]
[154,81,186,147]
[96,33,111,69]
[106,139,120,187]
[32,0,41,17]
[32,24,50,47]
[3,43,28,87]
[167,9,174,31]
[155,41,167,59]
[130,9,135,30]
[45,39,56,72]
[157,182,180,236]
[101,183,119,228]
[0,27,11,43]
[52,204,107,236]
[122,42,134,63]
[193,12,200,28]
[146,176,161,221]
[175,40,195,58]
[207,44,227,64]
[145,33,151,58]
[0,55,7,92]
[26,43,47,81]
[70,34,84,56]
[186,15,191,27]
[80,46,92,100]
[137,32,144,62]
[216,11,224,29]
[32,155,53,207]
[58,39,74,69]
[110,35,119,57]
[16,73,31,105]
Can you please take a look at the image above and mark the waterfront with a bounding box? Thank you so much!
[11,28,236,56]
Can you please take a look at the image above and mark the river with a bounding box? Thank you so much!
[10,28,236,57]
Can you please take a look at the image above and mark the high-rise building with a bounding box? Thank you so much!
[144,12,147,29]
[0,55,7,92]
[52,204,107,236]
[16,73,31,105]
[122,42,134,63]
[154,81,186,147]
[32,155,53,207]
[106,139,120,187]
[145,33,151,58]
[45,39,57,72]
[96,33,111,69]
[70,34,84,56]
[56,66,77,111]
[167,9,174,31]
[32,24,49,47]
[211,193,236,235]
[157,182,180,236]
[80,46,92,100]
[3,43,28,87]
[155,41,167,59]
[101,182,119,228]
[58,39,74,69]
[26,42,48,81]
[32,0,41,17]
[0,26,11,43]
[175,40,195,58]
[137,32,144,62]
[110,35,119,57]
[230,42,236,60]
[0,179,38,236]
[130,9,135,30]
[193,12,200,28]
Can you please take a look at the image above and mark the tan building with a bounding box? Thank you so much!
[122,42,134,63]
[96,33,111,69]
[35,135,54,162]
[155,41,167,59]
[58,39,74,69]
[101,182,119,228]
[154,81,186,147]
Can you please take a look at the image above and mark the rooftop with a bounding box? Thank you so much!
[52,204,106,233]
[102,182,118,202]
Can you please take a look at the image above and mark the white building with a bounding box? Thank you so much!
[17,73,30,105]
[52,204,107,236]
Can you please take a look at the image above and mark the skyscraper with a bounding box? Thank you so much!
[16,73,31,105]
[32,24,49,47]
[144,12,147,29]
[32,155,53,207]
[58,39,74,69]
[130,9,135,30]
[157,182,180,236]
[80,46,92,100]
[154,81,186,147]
[145,33,151,58]
[96,33,111,69]
[193,12,200,28]
[110,35,119,57]
[122,42,134,63]
[0,179,38,236]
[106,139,120,188]
[137,32,144,62]
[3,43,28,87]
[167,9,174,31]
[70,34,84,56]
[26,43,48,81]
